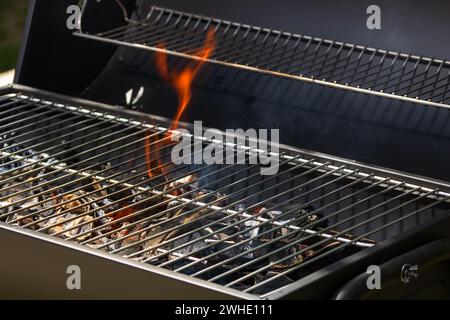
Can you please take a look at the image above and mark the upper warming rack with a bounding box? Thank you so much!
[75,6,450,110]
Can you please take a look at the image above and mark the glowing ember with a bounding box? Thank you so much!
[112,205,136,230]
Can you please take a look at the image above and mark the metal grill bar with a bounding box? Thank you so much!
[49,150,261,238]
[212,184,423,285]
[1,91,449,298]
[203,178,401,281]
[150,169,365,266]
[2,138,175,225]
[75,6,450,110]
[126,162,343,260]
[84,158,267,248]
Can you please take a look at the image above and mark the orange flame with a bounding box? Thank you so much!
[144,30,216,181]
[144,129,153,177]
[145,128,172,178]
[155,29,216,130]
[112,205,136,230]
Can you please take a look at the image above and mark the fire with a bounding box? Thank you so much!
[145,129,153,177]
[145,30,216,179]
[144,128,171,178]
[112,205,136,230]
[155,29,216,130]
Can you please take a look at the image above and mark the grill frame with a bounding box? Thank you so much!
[1,83,450,299]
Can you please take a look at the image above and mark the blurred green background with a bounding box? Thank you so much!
[0,0,28,72]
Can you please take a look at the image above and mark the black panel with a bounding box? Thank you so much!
[15,0,135,95]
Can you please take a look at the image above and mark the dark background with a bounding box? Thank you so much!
[0,0,28,72]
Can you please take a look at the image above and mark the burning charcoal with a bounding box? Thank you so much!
[0,180,36,203]
[227,205,264,259]
[109,222,146,256]
[168,174,198,195]
[47,212,94,241]
[170,230,213,260]
[140,205,216,260]
[199,204,261,259]
[0,201,12,222]
[164,207,217,241]
[85,237,110,250]
[90,200,111,227]
[59,193,89,215]
[111,222,130,240]
[46,213,65,234]
[32,152,56,165]
[238,219,261,259]
[194,189,228,208]
[211,238,249,261]
[83,176,108,198]
[105,184,133,202]
[269,244,309,270]
[0,136,61,177]
[0,177,49,228]
[109,202,135,228]
[121,223,146,247]
[38,192,98,241]
[5,206,38,229]
[141,209,185,258]
[247,205,320,265]
[37,195,59,218]
[62,214,95,241]
[131,189,146,204]
[167,200,181,209]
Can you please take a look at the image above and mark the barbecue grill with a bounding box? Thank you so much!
[2,0,450,299]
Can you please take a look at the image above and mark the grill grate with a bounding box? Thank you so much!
[1,90,449,297]
[75,6,450,110]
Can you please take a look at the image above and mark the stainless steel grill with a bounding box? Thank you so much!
[76,6,450,110]
[1,89,449,298]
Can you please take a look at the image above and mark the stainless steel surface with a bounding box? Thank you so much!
[76,6,450,110]
[1,88,449,298]
[0,222,249,300]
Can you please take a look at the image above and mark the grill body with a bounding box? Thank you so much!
[1,85,450,299]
